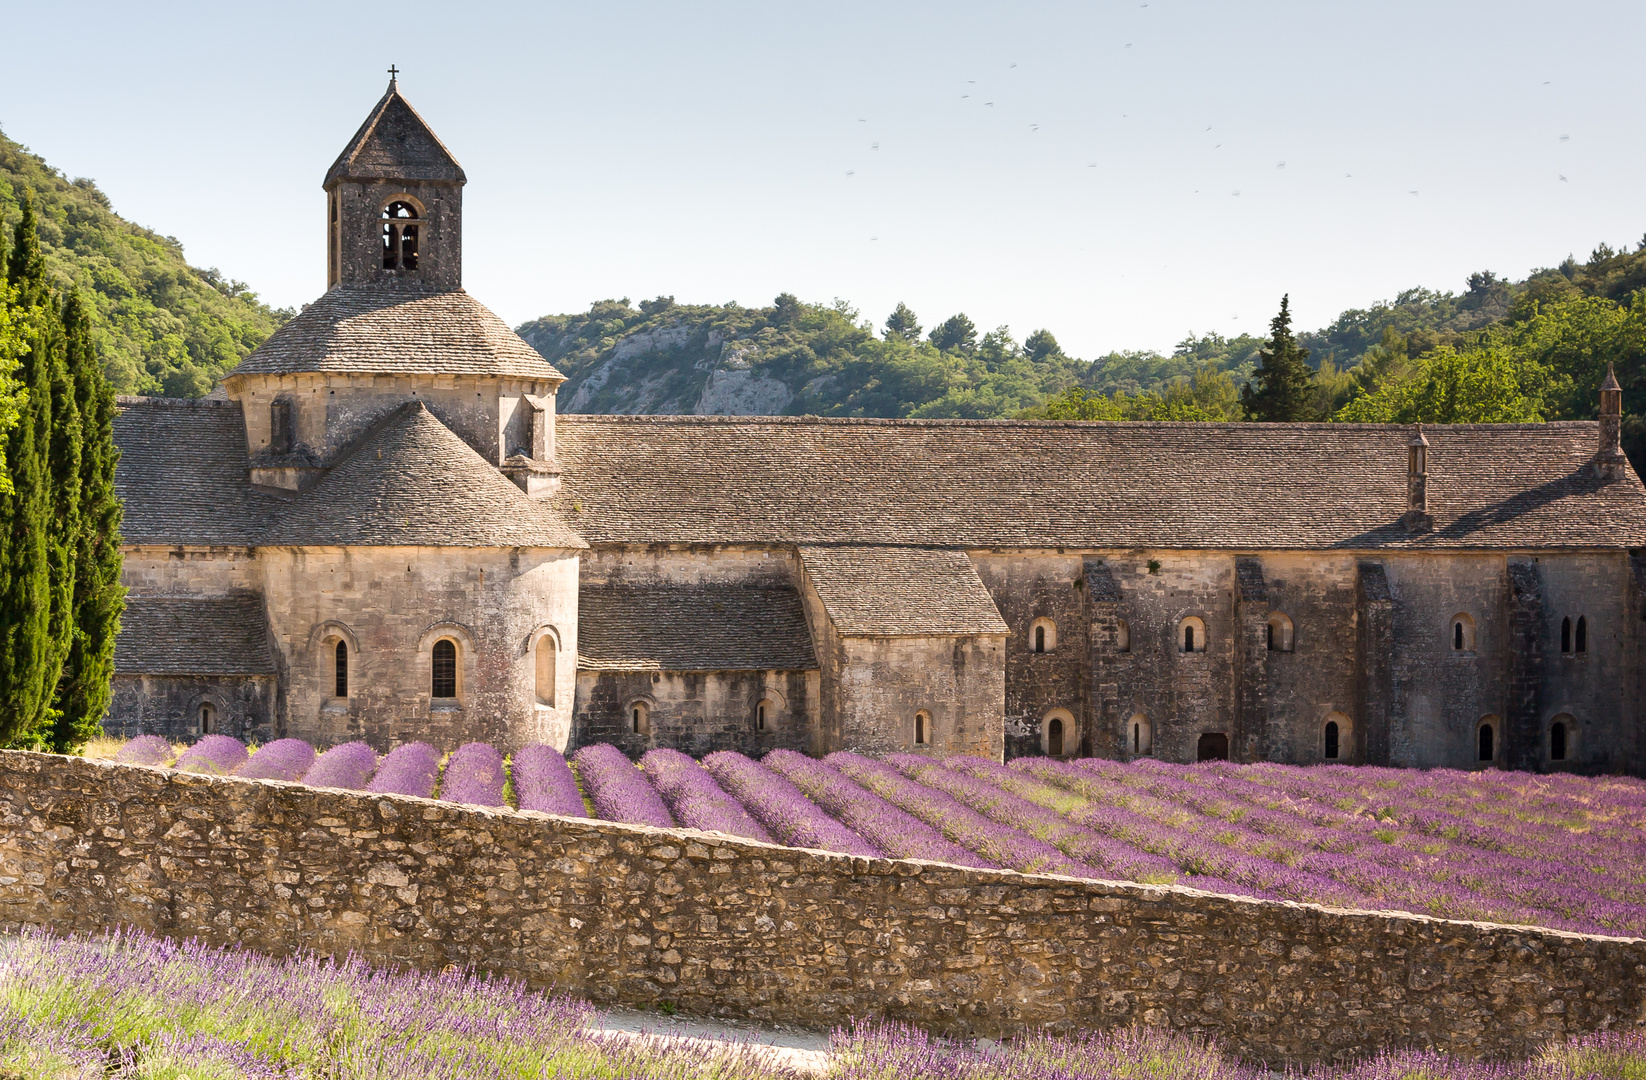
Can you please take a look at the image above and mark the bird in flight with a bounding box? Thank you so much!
[1560,175,1569,182]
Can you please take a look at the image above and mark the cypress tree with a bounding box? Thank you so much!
[53,288,123,751]
[1241,294,1315,422]
[0,193,60,745]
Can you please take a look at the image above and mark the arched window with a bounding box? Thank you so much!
[199,703,215,735]
[431,638,457,699]
[1129,714,1152,756]
[1477,717,1497,763]
[534,635,556,707]
[1451,613,1476,653]
[1266,612,1294,653]
[1323,711,1350,761]
[1576,616,1587,654]
[1043,709,1074,757]
[914,711,932,746]
[1178,616,1206,654]
[630,701,650,736]
[1115,619,1130,653]
[381,200,420,271]
[334,640,348,698]
[756,699,775,732]
[1561,616,1572,654]
[1197,732,1229,761]
[1030,618,1057,654]
[1550,717,1569,761]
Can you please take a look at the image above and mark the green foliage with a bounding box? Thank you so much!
[0,127,289,396]
[1241,296,1314,421]
[929,312,978,354]
[0,199,123,752]
[0,196,61,747]
[1335,347,1547,424]
[52,288,123,751]
[883,301,921,343]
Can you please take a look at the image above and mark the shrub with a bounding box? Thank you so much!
[234,738,315,782]
[301,742,378,790]
[365,742,441,799]
[572,744,673,828]
[512,745,586,816]
[439,742,506,807]
[114,735,175,767]
[172,735,247,777]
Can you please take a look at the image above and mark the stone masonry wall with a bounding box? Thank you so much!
[2,750,1641,1067]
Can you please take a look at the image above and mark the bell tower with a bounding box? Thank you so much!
[324,69,465,290]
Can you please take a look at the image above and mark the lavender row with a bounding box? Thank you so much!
[762,749,993,867]
[302,741,378,789]
[641,748,774,842]
[366,741,442,799]
[702,751,880,856]
[573,743,675,828]
[513,744,588,816]
[439,742,506,806]
[827,751,1098,878]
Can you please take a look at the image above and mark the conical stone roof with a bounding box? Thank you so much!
[327,80,465,185]
[226,286,563,381]
[265,402,584,549]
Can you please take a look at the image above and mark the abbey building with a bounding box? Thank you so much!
[108,80,1646,774]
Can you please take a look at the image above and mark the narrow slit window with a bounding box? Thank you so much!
[1478,723,1494,762]
[1035,625,1046,653]
[334,640,348,698]
[1551,720,1568,761]
[1575,616,1587,653]
[631,703,649,735]
[1047,716,1064,756]
[534,635,556,707]
[1324,721,1339,759]
[757,703,767,731]
[199,703,214,735]
[1454,623,1464,650]
[431,639,457,698]
[1185,625,1195,652]
[915,711,930,745]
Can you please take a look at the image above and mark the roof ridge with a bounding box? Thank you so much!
[558,414,1601,432]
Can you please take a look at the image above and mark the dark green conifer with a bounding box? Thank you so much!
[1241,295,1315,422]
[0,194,61,745]
[52,288,120,751]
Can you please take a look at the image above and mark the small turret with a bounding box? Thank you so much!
[1596,364,1627,482]
[1402,425,1433,533]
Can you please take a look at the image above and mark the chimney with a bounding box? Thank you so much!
[1596,363,1627,481]
[1402,425,1433,533]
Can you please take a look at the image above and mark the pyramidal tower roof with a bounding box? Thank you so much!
[266,402,584,548]
[326,74,465,186]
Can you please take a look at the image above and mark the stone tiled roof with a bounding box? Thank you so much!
[114,594,275,675]
[226,286,563,381]
[113,398,282,547]
[578,584,817,671]
[799,546,1009,637]
[554,416,1646,550]
[264,402,585,549]
[326,82,465,185]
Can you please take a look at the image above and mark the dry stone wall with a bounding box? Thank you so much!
[0,749,1641,1066]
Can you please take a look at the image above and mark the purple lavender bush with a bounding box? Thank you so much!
[439,742,506,807]
[301,741,378,790]
[365,741,441,798]
[763,748,990,867]
[702,751,880,856]
[827,751,1098,877]
[234,738,316,782]
[572,743,674,827]
[115,735,175,767]
[641,747,774,842]
[512,744,587,816]
[171,734,248,777]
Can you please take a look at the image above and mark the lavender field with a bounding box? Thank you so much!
[2,926,1643,1080]
[101,736,1646,937]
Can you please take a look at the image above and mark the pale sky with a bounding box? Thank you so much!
[3,1,1639,357]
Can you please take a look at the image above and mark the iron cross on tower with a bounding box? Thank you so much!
[387,64,399,82]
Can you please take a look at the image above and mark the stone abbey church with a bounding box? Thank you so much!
[109,79,1646,774]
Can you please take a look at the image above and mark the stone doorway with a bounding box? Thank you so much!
[1197,732,1229,761]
